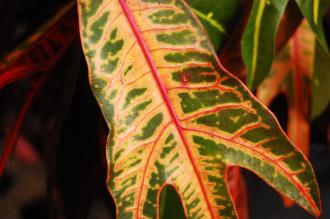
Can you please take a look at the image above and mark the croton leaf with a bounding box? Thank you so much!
[78,0,321,218]
[186,0,242,51]
[275,1,303,53]
[295,0,330,51]
[257,20,313,141]
[257,20,314,206]
[242,0,288,90]
[312,40,330,119]
[220,0,302,81]
[258,19,330,135]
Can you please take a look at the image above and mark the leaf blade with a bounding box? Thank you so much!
[257,20,315,207]
[186,0,242,51]
[295,0,330,51]
[78,0,321,218]
[242,0,289,90]
[312,40,330,118]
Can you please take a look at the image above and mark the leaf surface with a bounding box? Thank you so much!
[242,0,288,90]
[295,0,330,51]
[221,1,302,81]
[186,0,242,51]
[78,0,321,218]
[258,19,313,163]
[312,41,330,118]
[257,19,327,207]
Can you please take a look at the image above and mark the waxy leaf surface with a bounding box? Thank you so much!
[221,1,302,81]
[295,0,330,51]
[258,21,313,208]
[257,20,330,206]
[78,0,321,218]
[242,0,288,90]
[258,19,313,168]
[186,0,242,51]
[312,41,330,118]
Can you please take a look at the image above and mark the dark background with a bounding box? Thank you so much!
[0,0,329,219]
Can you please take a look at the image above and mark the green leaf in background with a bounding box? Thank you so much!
[312,41,330,118]
[242,0,289,90]
[295,0,330,51]
[187,0,242,51]
[160,186,185,219]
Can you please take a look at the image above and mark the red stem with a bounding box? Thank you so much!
[0,75,48,177]
[0,66,45,89]
[293,33,302,135]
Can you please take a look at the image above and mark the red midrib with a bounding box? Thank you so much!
[118,0,216,218]
[292,31,305,151]
[0,75,48,177]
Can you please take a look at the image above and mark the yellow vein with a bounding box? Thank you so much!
[191,8,227,34]
[314,0,319,24]
[251,0,266,82]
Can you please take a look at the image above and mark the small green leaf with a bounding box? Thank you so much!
[295,0,330,51]
[242,0,289,90]
[312,41,330,118]
[160,186,185,219]
[187,0,242,51]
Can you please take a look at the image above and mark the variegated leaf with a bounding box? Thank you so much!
[78,0,321,218]
[257,20,316,155]
[257,20,314,207]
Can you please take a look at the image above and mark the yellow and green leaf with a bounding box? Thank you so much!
[242,0,289,90]
[257,20,326,207]
[257,18,314,179]
[186,0,242,51]
[295,0,330,51]
[221,0,303,81]
[258,19,330,145]
[78,0,321,218]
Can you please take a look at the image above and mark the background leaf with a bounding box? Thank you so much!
[295,0,330,51]
[220,0,302,81]
[0,2,77,89]
[159,186,185,219]
[187,0,242,51]
[0,3,77,177]
[242,0,289,90]
[312,41,330,118]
